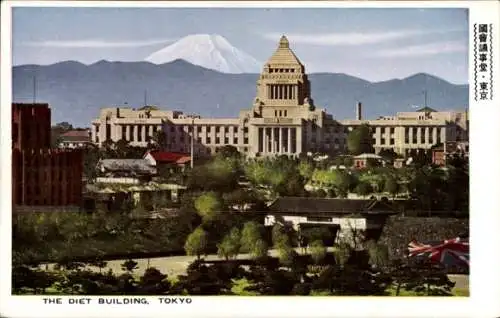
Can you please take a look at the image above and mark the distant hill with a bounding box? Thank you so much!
[12,60,468,127]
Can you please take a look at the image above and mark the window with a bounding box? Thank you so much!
[390,138,395,145]
[216,137,220,144]
[215,126,220,133]
[244,138,248,144]
[381,138,386,145]
[284,110,288,117]
[233,138,238,144]
[198,126,202,133]
[170,126,175,133]
[275,110,278,117]
[244,127,248,134]
[207,137,211,144]
[390,127,395,134]
[224,138,229,144]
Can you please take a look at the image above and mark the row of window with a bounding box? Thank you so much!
[268,68,296,73]
[168,125,248,134]
[170,136,249,145]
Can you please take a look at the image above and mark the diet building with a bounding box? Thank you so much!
[91,36,468,158]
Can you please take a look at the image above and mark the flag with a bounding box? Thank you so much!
[408,237,469,270]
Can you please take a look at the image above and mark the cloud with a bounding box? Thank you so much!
[373,41,467,57]
[20,38,175,48]
[262,28,465,46]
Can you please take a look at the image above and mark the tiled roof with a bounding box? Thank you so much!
[98,159,156,174]
[60,130,90,142]
[146,151,191,164]
[268,197,395,215]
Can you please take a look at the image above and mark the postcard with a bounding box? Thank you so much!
[1,1,499,318]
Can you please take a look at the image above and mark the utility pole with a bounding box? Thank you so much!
[144,90,147,107]
[188,115,196,169]
[33,74,37,104]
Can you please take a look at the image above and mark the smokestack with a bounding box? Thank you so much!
[356,102,362,120]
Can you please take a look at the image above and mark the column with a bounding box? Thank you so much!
[125,125,130,141]
[267,85,271,99]
[149,125,154,140]
[425,127,429,145]
[417,127,421,146]
[134,125,139,142]
[288,127,292,154]
[263,128,267,154]
[296,127,302,154]
[409,127,413,144]
[141,125,146,143]
[91,125,97,142]
[271,127,275,153]
[279,128,283,153]
[292,86,296,99]
[432,127,438,144]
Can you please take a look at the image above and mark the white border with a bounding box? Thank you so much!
[1,1,500,318]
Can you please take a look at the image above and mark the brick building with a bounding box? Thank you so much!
[12,103,83,210]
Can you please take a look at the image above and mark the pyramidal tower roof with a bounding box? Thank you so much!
[266,35,303,66]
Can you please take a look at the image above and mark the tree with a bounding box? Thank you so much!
[216,145,240,159]
[355,182,373,197]
[347,124,374,155]
[194,192,223,223]
[151,130,167,150]
[240,221,264,253]
[365,240,389,269]
[250,239,268,259]
[121,259,138,273]
[277,245,296,267]
[298,160,314,181]
[272,224,291,248]
[335,243,351,268]
[184,227,208,260]
[384,176,399,198]
[138,267,171,294]
[310,240,327,264]
[217,227,241,260]
[115,139,131,158]
[379,149,398,163]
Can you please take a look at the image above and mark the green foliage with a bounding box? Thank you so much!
[355,182,373,197]
[271,224,291,249]
[298,160,314,181]
[216,145,240,159]
[310,240,327,264]
[184,227,208,259]
[335,243,352,267]
[250,239,269,259]
[347,124,374,155]
[244,157,305,197]
[217,228,241,260]
[365,240,389,268]
[13,212,193,264]
[384,176,400,197]
[188,158,240,192]
[194,192,223,222]
[121,259,138,273]
[240,221,264,253]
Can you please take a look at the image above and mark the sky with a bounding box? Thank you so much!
[12,7,469,84]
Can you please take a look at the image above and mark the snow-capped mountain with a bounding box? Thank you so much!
[145,34,262,74]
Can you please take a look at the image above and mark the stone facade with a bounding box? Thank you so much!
[91,36,468,158]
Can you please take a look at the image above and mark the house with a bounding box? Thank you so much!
[144,151,191,169]
[59,129,92,149]
[431,141,469,166]
[265,197,396,247]
[96,159,157,184]
[353,153,386,169]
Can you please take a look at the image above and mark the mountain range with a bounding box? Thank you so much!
[12,60,469,128]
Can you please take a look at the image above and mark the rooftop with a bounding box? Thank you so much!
[98,159,156,175]
[268,197,396,215]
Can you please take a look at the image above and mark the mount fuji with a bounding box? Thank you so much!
[145,34,262,74]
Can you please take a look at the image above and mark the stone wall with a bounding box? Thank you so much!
[378,216,469,260]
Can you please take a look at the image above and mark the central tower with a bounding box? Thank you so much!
[253,35,313,116]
